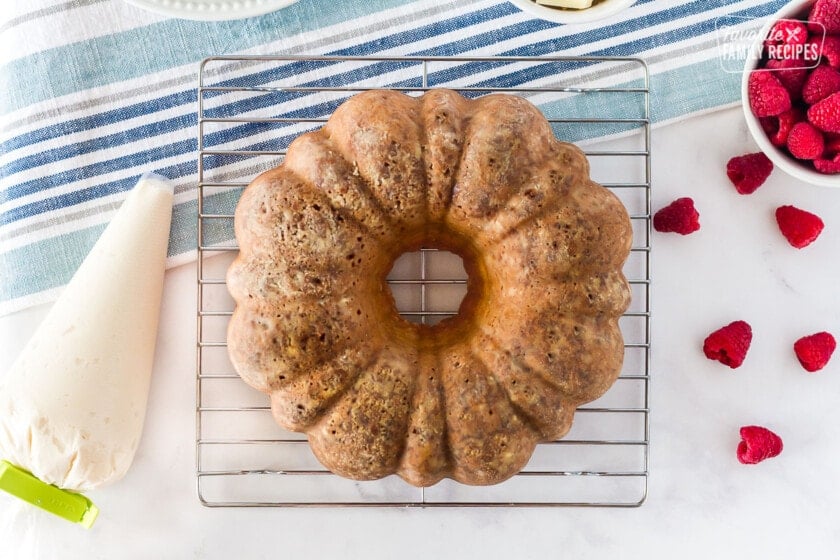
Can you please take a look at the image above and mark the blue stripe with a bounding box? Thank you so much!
[0,0,414,114]
[0,90,196,154]
[501,0,787,57]
[459,2,786,87]
[0,0,785,226]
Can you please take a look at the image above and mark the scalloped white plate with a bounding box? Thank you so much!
[123,0,300,21]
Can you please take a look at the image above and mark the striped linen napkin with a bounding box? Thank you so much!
[0,0,787,316]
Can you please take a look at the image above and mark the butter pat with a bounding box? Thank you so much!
[0,174,174,492]
[537,0,595,8]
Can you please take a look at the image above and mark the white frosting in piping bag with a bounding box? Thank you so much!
[0,174,174,491]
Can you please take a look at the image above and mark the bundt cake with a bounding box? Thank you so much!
[226,89,632,487]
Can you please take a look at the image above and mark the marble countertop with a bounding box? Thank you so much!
[2,106,839,558]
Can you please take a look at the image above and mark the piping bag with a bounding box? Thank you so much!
[0,173,174,530]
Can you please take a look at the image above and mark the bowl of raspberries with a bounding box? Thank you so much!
[743,0,840,186]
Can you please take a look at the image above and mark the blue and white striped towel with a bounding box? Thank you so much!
[0,0,787,316]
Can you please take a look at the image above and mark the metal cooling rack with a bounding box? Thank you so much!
[196,55,651,508]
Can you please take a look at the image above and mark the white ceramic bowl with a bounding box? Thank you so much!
[741,0,840,187]
[510,0,637,26]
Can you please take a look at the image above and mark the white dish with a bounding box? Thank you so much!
[122,0,300,22]
[741,0,840,187]
[509,0,637,25]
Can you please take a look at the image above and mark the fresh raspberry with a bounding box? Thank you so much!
[809,0,840,34]
[802,65,840,104]
[814,153,840,173]
[775,205,825,248]
[759,117,777,142]
[808,91,840,132]
[760,108,805,147]
[726,152,773,194]
[794,332,837,372]
[808,35,840,67]
[653,197,700,235]
[703,321,752,369]
[748,71,792,117]
[765,58,809,101]
[824,132,840,155]
[787,121,825,159]
[737,426,783,465]
[765,19,808,49]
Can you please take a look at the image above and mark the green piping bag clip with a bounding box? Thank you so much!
[0,460,98,528]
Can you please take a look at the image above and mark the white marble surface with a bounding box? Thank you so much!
[2,107,840,558]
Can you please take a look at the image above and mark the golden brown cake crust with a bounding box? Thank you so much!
[227,89,632,487]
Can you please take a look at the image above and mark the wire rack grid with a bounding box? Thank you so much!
[196,55,651,508]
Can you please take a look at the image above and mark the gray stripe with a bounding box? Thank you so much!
[0,200,125,244]
[0,159,278,243]
[1,72,196,135]
[0,0,464,134]
[0,0,110,34]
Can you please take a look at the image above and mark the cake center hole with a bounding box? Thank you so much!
[386,249,469,327]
